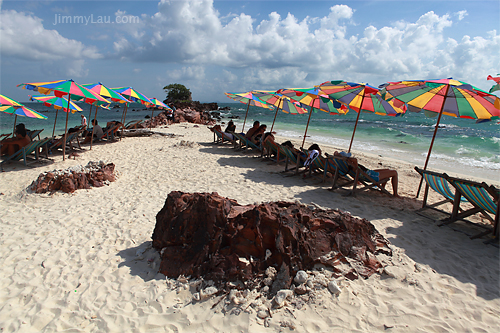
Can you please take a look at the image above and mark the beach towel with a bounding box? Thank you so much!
[304,150,320,167]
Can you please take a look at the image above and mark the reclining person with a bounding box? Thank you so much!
[83,119,104,144]
[1,126,31,156]
[334,151,399,196]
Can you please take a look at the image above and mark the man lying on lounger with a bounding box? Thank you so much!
[334,151,399,197]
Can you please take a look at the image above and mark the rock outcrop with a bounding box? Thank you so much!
[152,192,392,290]
[29,161,116,194]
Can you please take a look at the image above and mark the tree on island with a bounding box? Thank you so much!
[163,83,192,104]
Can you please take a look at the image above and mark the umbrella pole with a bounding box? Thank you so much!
[88,104,93,128]
[270,98,283,133]
[348,93,366,153]
[150,108,154,130]
[12,115,17,136]
[62,94,71,161]
[241,100,250,132]
[123,104,128,125]
[301,105,314,148]
[52,109,59,137]
[90,106,98,150]
[348,110,362,153]
[416,85,450,198]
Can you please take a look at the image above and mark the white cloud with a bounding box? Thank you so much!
[456,10,468,21]
[166,66,205,80]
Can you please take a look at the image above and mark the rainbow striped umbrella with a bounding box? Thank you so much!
[149,98,171,110]
[278,87,344,115]
[319,80,405,152]
[111,86,151,105]
[0,105,47,119]
[30,95,82,113]
[0,94,24,107]
[379,78,500,196]
[225,91,271,132]
[83,82,130,104]
[487,75,500,94]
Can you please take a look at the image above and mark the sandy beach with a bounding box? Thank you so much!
[0,123,498,332]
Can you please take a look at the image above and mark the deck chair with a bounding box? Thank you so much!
[27,129,44,141]
[445,176,499,240]
[125,120,143,129]
[280,145,306,174]
[329,155,392,196]
[50,131,81,152]
[232,132,260,151]
[102,123,123,141]
[262,140,285,163]
[212,128,237,145]
[414,166,469,220]
[1,137,52,170]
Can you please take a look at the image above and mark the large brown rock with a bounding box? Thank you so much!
[152,192,392,288]
[29,162,116,194]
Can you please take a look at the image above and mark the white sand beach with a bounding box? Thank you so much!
[0,123,499,332]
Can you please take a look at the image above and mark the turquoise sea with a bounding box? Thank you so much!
[1,101,499,181]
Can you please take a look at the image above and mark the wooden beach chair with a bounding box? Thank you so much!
[444,175,499,240]
[27,129,44,141]
[102,123,123,142]
[50,131,82,152]
[1,137,52,170]
[261,139,285,163]
[232,132,260,151]
[280,145,306,175]
[125,120,143,129]
[414,167,468,220]
[329,154,392,196]
[212,128,237,146]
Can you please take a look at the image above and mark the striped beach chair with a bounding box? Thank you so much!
[414,167,468,219]
[1,137,52,170]
[280,145,306,174]
[446,176,499,240]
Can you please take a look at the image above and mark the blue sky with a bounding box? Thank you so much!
[1,0,499,103]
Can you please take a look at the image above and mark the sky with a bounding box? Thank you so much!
[0,0,499,103]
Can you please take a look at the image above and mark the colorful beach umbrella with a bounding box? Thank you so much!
[252,91,310,142]
[30,95,82,138]
[379,78,500,196]
[30,95,82,113]
[319,80,405,152]
[278,86,346,147]
[487,75,500,94]
[224,91,271,132]
[18,79,110,160]
[111,86,152,125]
[0,94,48,137]
[147,98,172,129]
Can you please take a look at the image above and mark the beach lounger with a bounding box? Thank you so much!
[232,132,260,151]
[101,123,123,141]
[445,176,499,240]
[212,128,237,146]
[262,140,285,163]
[0,133,12,141]
[125,120,143,129]
[1,137,52,170]
[50,131,82,152]
[414,167,468,220]
[280,145,306,174]
[329,155,392,196]
[27,129,44,141]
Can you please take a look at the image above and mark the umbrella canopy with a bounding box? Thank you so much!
[0,95,48,137]
[111,86,152,105]
[148,98,171,110]
[252,91,308,115]
[29,95,82,113]
[82,82,130,104]
[224,91,271,132]
[277,86,346,148]
[320,80,406,152]
[379,78,500,196]
[0,105,47,119]
[487,75,500,94]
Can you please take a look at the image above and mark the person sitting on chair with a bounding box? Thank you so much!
[334,151,399,197]
[251,124,267,145]
[245,121,260,138]
[209,124,234,141]
[225,120,236,133]
[83,119,104,144]
[1,126,31,156]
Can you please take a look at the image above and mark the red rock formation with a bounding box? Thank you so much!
[152,192,392,288]
[29,163,116,194]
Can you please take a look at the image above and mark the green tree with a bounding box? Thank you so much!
[163,83,192,103]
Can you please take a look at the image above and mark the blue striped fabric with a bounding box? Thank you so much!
[452,181,496,215]
[422,172,465,202]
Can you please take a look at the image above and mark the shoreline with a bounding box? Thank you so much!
[0,123,498,332]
